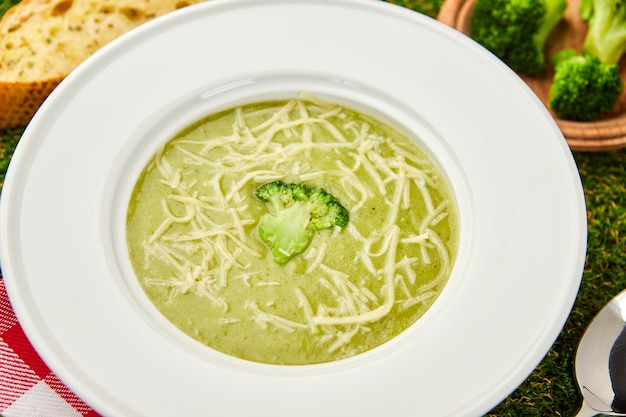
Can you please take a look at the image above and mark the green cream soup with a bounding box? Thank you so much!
[126,95,458,365]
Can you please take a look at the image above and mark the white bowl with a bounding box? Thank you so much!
[0,1,587,416]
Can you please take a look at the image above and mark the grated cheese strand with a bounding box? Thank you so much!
[313,226,400,325]
[245,301,308,333]
[295,288,317,334]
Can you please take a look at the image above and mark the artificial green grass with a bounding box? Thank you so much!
[0,0,20,17]
[0,128,21,190]
[1,1,626,416]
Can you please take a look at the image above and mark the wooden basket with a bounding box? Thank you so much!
[438,0,626,151]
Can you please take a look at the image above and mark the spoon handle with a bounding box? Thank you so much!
[574,401,598,417]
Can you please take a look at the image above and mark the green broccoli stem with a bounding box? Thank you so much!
[258,203,314,264]
[580,0,626,64]
[552,48,582,68]
[535,0,568,48]
[583,19,626,64]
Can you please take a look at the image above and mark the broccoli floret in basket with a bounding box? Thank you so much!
[548,48,624,121]
[254,181,349,264]
[470,0,567,75]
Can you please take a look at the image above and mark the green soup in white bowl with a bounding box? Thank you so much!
[126,94,458,365]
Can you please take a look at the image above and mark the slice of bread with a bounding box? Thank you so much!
[0,0,207,129]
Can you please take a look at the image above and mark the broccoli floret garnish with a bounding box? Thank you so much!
[580,0,626,65]
[470,0,567,75]
[254,181,349,264]
[548,48,624,121]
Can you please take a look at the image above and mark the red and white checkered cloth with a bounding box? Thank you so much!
[0,279,101,417]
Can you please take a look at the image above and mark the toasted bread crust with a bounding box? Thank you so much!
[0,0,205,129]
[0,78,61,129]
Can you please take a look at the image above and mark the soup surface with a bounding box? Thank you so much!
[126,94,458,365]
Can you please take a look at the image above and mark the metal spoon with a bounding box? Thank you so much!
[575,289,626,417]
